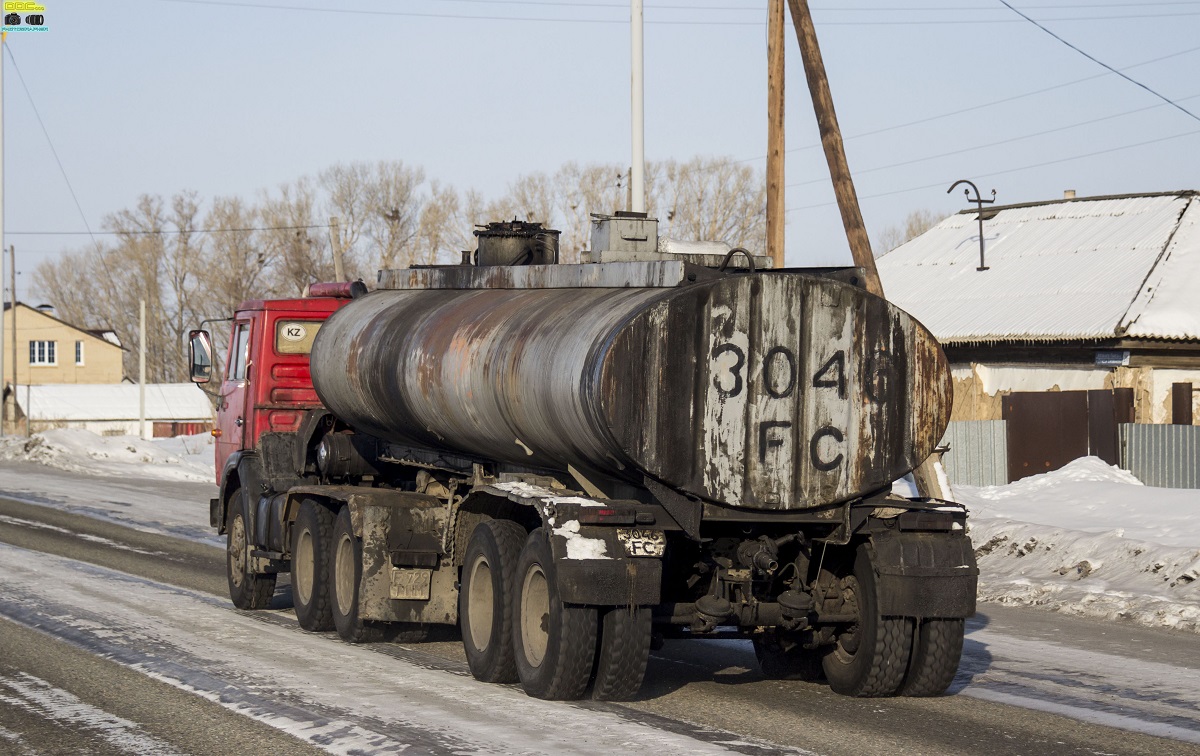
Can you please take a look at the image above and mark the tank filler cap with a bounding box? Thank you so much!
[473,219,561,266]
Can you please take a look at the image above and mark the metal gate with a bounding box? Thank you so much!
[1002,389,1133,482]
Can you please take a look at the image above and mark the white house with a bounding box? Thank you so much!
[8,383,214,437]
[878,190,1200,425]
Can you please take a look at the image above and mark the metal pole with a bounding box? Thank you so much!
[0,241,5,436]
[766,0,785,268]
[139,299,146,440]
[630,0,645,213]
[10,244,16,404]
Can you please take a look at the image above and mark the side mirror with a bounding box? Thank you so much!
[189,329,214,384]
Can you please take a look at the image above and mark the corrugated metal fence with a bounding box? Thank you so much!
[1119,424,1200,489]
[939,420,1009,488]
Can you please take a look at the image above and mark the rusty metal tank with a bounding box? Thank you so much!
[310,259,952,511]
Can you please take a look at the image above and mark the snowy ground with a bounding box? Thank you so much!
[956,457,1200,633]
[0,429,1196,634]
[0,428,213,484]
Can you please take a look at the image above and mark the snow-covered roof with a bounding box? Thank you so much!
[877,191,1200,344]
[12,383,213,422]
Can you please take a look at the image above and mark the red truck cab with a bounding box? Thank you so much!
[212,296,348,482]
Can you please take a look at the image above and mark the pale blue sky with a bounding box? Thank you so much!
[4,0,1198,298]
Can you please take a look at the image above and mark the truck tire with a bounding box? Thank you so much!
[822,544,913,697]
[291,499,334,632]
[900,618,964,697]
[591,606,651,700]
[330,506,386,643]
[226,489,276,610]
[512,529,597,700]
[753,632,825,682]
[460,519,527,684]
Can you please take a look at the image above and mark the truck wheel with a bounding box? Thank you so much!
[512,529,597,700]
[460,519,527,684]
[900,618,965,696]
[330,506,385,643]
[291,499,334,632]
[226,489,276,610]
[822,544,913,697]
[591,606,651,701]
[753,632,825,681]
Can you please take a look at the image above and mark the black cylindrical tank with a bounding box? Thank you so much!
[310,272,951,510]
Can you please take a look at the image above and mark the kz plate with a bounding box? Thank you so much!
[616,528,666,557]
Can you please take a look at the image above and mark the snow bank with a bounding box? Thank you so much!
[958,457,1200,633]
[0,429,213,484]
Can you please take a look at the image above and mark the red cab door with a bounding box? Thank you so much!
[215,319,253,479]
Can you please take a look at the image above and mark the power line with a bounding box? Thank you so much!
[6,224,331,237]
[153,0,1200,25]
[998,0,1200,124]
[737,43,1200,163]
[3,43,97,246]
[785,93,1200,189]
[785,129,1200,213]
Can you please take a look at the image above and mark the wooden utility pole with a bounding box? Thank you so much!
[786,0,948,499]
[329,216,346,282]
[786,0,882,296]
[766,0,786,268]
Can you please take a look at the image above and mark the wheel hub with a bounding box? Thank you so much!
[520,564,550,667]
[467,555,495,651]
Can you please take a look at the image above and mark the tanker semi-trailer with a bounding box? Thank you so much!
[189,216,977,701]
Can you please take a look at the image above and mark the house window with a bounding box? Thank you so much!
[75,341,84,366]
[29,340,56,366]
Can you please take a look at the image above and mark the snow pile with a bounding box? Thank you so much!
[958,457,1200,633]
[0,428,213,484]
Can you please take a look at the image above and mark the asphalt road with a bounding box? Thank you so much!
[1,494,1198,756]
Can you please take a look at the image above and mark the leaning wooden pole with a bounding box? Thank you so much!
[786,0,950,499]
[766,0,786,268]
[786,0,882,296]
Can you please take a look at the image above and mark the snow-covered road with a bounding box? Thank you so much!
[0,542,769,755]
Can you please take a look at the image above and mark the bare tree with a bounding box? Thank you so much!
[260,177,330,295]
[653,157,766,252]
[555,162,625,260]
[875,208,945,255]
[414,181,477,266]
[364,160,426,271]
[199,196,272,317]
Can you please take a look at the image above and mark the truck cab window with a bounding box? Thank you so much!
[229,323,250,381]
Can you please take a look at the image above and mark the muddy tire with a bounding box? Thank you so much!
[291,499,334,631]
[900,618,965,697]
[592,606,651,701]
[754,632,825,682]
[513,529,597,700]
[226,489,276,610]
[460,519,527,684]
[822,545,913,697]
[330,506,386,643]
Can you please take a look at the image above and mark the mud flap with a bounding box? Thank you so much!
[548,526,663,606]
[356,491,458,625]
[870,532,978,619]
